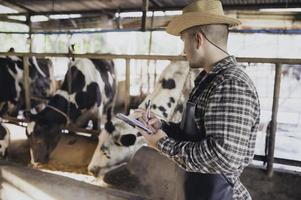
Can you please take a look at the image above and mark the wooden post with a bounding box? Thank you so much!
[267,63,282,177]
[124,59,131,114]
[23,56,31,111]
[26,15,32,53]
[141,0,149,31]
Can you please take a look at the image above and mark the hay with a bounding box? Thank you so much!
[38,134,97,174]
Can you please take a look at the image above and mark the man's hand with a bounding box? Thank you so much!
[138,128,168,149]
[132,108,162,133]
[133,108,167,149]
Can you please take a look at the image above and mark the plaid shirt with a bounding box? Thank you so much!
[157,56,260,200]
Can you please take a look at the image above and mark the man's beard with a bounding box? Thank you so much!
[189,61,203,69]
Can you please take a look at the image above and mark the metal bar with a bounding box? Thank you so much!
[267,63,282,177]
[141,0,149,31]
[0,16,27,24]
[26,15,32,53]
[0,28,165,35]
[0,2,300,17]
[0,52,301,64]
[0,52,185,61]
[124,59,131,114]
[22,56,31,111]
[2,116,99,136]
[254,155,301,168]
[2,29,301,35]
[66,125,100,136]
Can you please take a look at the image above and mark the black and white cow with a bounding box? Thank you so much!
[0,54,55,117]
[0,123,10,158]
[88,61,200,177]
[26,58,116,164]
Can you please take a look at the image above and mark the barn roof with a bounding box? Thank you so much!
[0,0,301,32]
[1,0,301,15]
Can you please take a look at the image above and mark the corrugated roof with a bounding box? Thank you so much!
[1,0,301,15]
[1,0,301,32]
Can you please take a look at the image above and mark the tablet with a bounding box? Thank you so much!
[116,113,153,134]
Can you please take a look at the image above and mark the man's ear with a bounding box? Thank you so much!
[195,32,204,49]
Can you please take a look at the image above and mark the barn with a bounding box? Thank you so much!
[0,0,301,200]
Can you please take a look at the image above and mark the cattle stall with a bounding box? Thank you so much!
[1,0,301,199]
[0,51,301,200]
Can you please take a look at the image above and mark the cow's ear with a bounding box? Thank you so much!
[119,134,136,146]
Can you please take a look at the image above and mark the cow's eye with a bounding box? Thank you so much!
[100,145,111,159]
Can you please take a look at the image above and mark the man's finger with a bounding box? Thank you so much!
[135,126,151,137]
[136,108,146,113]
[132,110,145,118]
[148,118,159,125]
[147,125,158,133]
[138,117,146,123]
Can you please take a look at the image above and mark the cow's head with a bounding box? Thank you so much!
[88,99,185,177]
[88,61,197,177]
[26,116,63,164]
[29,58,55,109]
[88,119,145,177]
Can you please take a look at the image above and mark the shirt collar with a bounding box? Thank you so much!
[194,56,237,85]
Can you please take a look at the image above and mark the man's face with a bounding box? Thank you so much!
[181,30,203,69]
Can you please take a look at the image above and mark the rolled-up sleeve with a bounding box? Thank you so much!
[157,79,259,174]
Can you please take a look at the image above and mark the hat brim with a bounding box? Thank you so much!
[166,12,241,36]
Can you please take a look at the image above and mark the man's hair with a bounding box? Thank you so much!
[187,24,229,47]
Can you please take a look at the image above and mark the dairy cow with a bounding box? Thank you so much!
[0,54,55,117]
[0,123,10,158]
[88,61,200,176]
[26,58,116,164]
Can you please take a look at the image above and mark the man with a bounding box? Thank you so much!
[135,0,260,200]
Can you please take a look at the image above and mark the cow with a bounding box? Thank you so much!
[282,64,301,81]
[26,58,116,164]
[0,52,55,117]
[0,122,10,158]
[88,61,200,177]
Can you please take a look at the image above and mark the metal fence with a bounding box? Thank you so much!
[1,51,301,177]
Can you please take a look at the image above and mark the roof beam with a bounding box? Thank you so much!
[141,0,149,31]
[149,0,163,8]
[0,2,300,17]
[1,0,35,13]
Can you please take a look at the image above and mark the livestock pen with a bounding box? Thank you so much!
[1,0,301,199]
[0,52,301,200]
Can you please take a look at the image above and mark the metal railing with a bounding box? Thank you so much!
[1,52,301,177]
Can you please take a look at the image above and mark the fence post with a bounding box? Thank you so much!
[124,59,131,114]
[23,56,31,112]
[267,63,282,177]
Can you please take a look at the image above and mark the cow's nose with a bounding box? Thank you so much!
[89,166,100,177]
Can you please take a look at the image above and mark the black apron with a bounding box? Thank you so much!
[179,69,234,200]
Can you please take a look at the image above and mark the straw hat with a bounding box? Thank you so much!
[166,0,241,36]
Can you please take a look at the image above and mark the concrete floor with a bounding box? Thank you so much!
[0,161,148,200]
[5,127,301,200]
[104,147,301,200]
